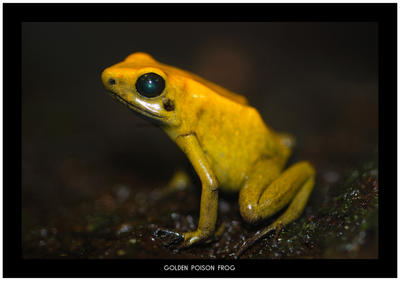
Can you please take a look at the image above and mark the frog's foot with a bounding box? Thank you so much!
[178,223,225,249]
[234,224,280,258]
[173,229,210,249]
[153,224,224,250]
[272,223,285,242]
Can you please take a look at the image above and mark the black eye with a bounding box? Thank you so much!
[135,72,165,98]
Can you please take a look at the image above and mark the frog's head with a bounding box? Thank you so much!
[101,52,181,127]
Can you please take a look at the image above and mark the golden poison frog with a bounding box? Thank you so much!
[101,52,315,257]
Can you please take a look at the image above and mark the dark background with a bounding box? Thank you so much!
[21,21,378,258]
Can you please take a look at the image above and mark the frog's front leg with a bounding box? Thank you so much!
[237,160,315,257]
[174,132,219,247]
[151,168,192,200]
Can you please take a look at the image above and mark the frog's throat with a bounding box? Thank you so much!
[107,90,164,120]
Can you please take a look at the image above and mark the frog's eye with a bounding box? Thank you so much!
[135,72,165,98]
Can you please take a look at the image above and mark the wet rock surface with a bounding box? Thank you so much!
[22,156,378,259]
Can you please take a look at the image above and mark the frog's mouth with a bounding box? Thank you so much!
[107,90,163,120]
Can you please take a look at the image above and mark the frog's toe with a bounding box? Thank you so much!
[176,232,202,249]
[234,225,278,258]
[153,228,184,247]
[177,229,215,249]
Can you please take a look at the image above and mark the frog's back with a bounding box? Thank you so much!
[193,94,285,191]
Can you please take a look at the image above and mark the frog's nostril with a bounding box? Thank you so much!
[108,78,116,85]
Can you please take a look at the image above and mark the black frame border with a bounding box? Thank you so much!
[4,3,397,278]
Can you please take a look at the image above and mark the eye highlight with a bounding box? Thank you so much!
[135,72,165,98]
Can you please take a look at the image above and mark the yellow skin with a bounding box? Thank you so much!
[101,52,316,255]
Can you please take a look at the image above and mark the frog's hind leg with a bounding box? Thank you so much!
[237,161,315,257]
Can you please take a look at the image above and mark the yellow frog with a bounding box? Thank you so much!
[101,52,315,256]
